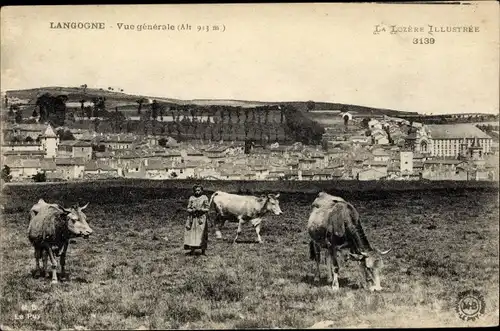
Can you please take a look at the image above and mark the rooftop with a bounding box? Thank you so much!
[84,161,117,171]
[55,157,86,166]
[42,125,57,138]
[428,124,492,140]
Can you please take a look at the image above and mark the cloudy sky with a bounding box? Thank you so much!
[1,3,498,114]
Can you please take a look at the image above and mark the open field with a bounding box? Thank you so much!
[1,183,499,329]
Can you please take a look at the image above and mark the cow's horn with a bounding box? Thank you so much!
[377,248,392,255]
[80,202,89,210]
[274,193,280,198]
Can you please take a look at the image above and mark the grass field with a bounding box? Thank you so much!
[1,184,499,329]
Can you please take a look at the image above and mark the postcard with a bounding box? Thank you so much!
[1,3,498,330]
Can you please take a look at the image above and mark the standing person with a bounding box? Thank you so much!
[184,184,210,255]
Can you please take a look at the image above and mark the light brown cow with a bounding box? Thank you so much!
[28,200,93,283]
[307,192,391,291]
[209,191,283,243]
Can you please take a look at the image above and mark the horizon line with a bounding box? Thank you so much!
[2,85,499,117]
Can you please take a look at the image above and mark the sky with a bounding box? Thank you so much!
[1,3,499,115]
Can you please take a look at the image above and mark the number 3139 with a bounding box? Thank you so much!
[413,38,435,44]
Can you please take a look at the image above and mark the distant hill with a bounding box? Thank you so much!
[5,86,420,117]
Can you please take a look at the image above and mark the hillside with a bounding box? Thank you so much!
[5,86,420,117]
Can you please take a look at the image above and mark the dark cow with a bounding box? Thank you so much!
[28,200,93,283]
[209,191,283,243]
[30,199,59,219]
[307,192,391,291]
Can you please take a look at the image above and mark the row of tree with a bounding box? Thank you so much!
[32,92,326,145]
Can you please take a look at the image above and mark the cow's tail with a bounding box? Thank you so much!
[208,191,219,212]
[207,192,220,228]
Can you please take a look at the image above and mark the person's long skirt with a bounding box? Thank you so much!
[184,215,208,250]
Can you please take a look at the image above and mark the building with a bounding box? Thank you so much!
[41,125,59,158]
[372,148,391,162]
[6,123,48,140]
[400,151,414,174]
[58,140,93,161]
[55,158,85,180]
[1,142,45,163]
[425,124,493,157]
[357,168,386,181]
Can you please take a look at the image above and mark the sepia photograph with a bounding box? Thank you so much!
[0,3,499,329]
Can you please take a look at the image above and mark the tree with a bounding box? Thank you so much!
[56,129,75,141]
[32,171,47,183]
[158,137,167,146]
[25,136,34,143]
[151,100,159,121]
[35,93,68,126]
[306,100,315,112]
[92,96,106,117]
[159,104,166,121]
[264,107,270,125]
[136,98,146,115]
[1,165,12,182]
[343,114,349,128]
[80,84,88,94]
[15,111,22,123]
[35,93,52,123]
[236,107,241,124]
[284,106,325,145]
[80,99,86,117]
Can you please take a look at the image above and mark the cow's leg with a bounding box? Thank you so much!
[42,249,48,278]
[255,224,263,243]
[358,263,368,290]
[46,246,59,284]
[313,243,321,283]
[253,218,263,243]
[214,216,223,240]
[60,242,69,279]
[34,247,42,277]
[330,246,340,291]
[233,217,244,244]
[325,246,333,284]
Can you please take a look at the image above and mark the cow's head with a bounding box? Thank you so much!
[264,193,282,215]
[62,202,93,238]
[349,248,392,291]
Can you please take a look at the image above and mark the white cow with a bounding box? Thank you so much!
[209,191,283,243]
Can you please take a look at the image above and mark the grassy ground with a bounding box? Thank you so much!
[1,187,498,329]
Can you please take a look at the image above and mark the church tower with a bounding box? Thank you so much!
[469,137,483,161]
[41,124,59,158]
